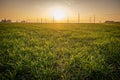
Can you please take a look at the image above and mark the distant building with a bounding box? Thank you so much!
[1,19,12,23]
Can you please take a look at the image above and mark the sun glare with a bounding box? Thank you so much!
[49,6,69,21]
[53,10,65,20]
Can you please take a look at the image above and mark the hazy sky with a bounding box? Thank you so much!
[0,0,120,22]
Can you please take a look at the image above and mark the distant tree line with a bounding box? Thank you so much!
[0,18,120,23]
[0,19,12,23]
[0,19,28,23]
[105,21,120,23]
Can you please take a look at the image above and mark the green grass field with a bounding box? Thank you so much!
[0,23,120,80]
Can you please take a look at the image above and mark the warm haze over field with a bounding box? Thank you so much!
[0,0,120,80]
[0,0,120,23]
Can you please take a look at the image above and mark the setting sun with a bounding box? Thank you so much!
[50,6,67,21]
[53,10,65,20]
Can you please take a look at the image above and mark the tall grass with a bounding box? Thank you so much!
[0,23,120,80]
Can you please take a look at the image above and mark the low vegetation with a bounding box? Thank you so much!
[0,23,120,80]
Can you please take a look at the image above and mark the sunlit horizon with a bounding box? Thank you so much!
[0,0,120,23]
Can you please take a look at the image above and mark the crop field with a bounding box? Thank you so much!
[0,23,120,80]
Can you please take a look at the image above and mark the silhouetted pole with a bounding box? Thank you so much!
[53,16,54,23]
[94,14,95,23]
[78,13,80,23]
[89,16,91,23]
[67,16,69,23]
[41,18,42,23]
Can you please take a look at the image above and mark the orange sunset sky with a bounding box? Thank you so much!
[0,0,120,23]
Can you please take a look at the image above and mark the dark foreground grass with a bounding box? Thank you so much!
[0,23,120,80]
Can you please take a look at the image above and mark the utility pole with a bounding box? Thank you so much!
[89,16,91,23]
[53,16,54,23]
[78,13,80,23]
[67,16,69,23]
[41,18,42,23]
[94,14,95,23]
